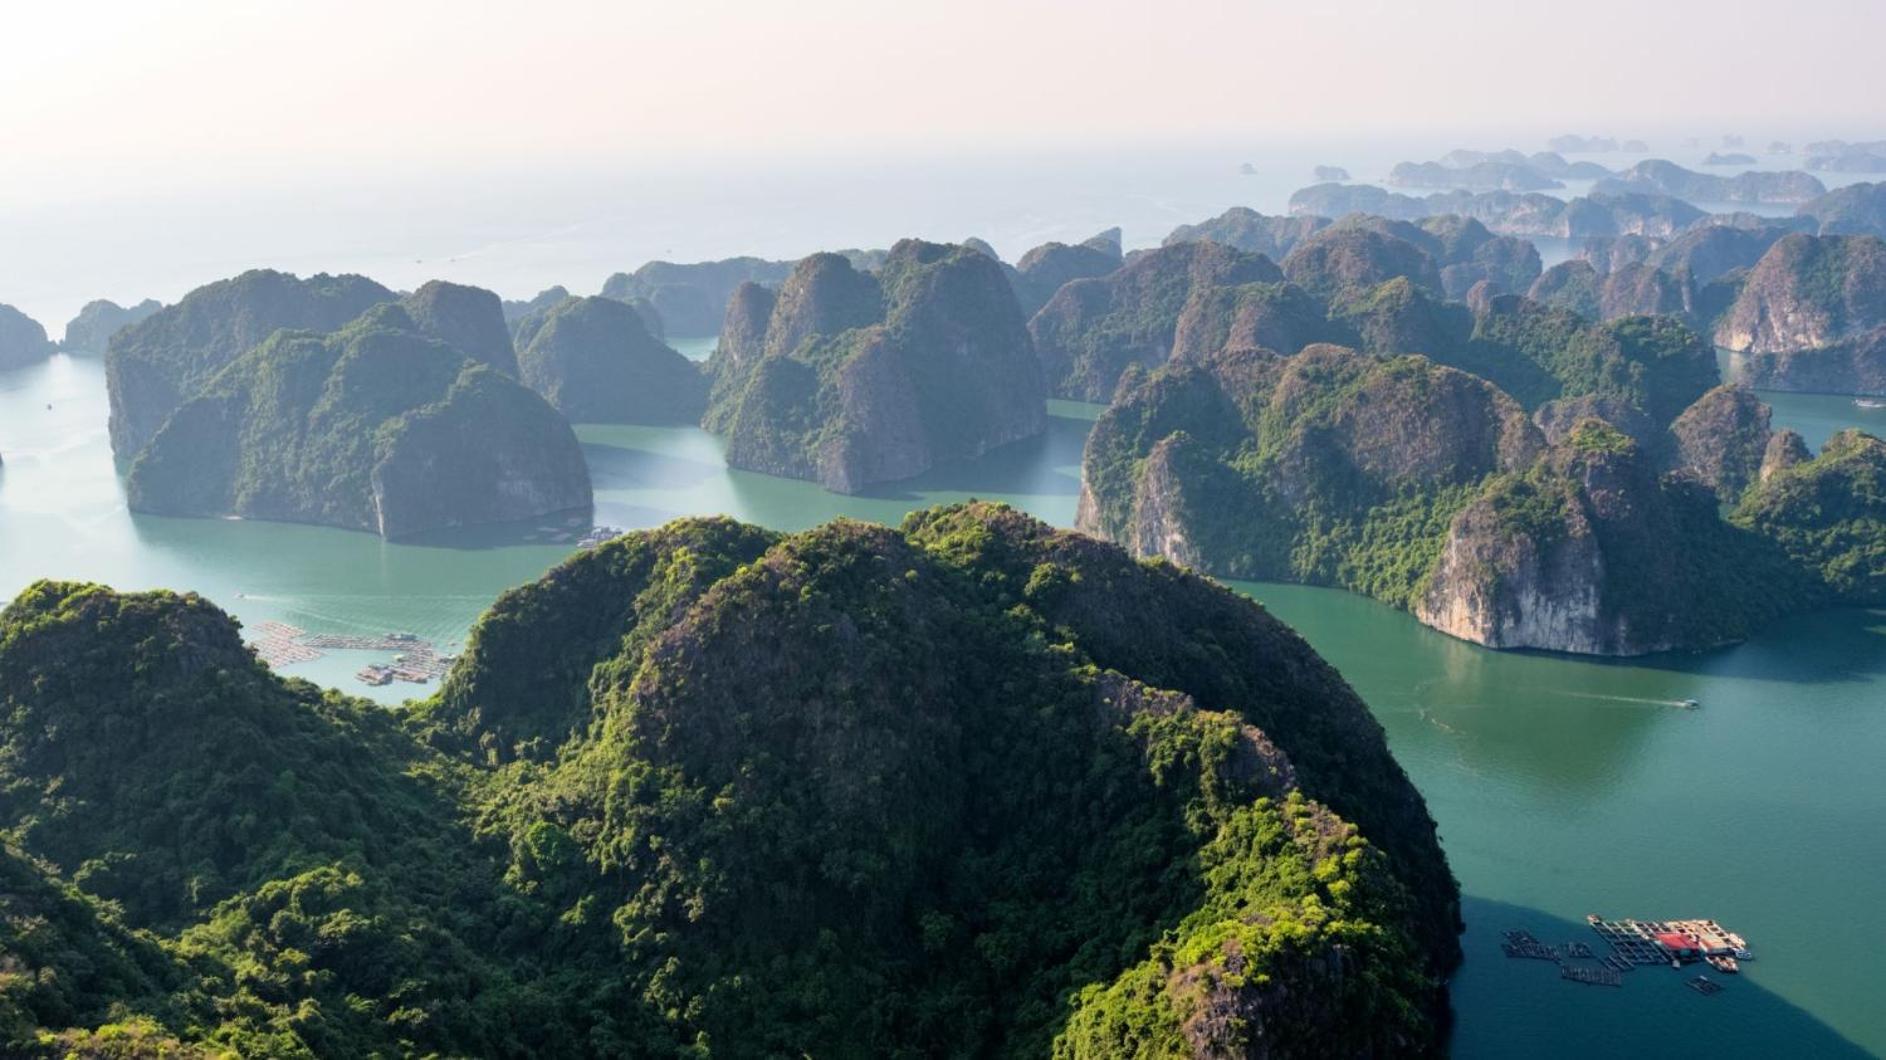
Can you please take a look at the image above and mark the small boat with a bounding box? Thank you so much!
[1856,398,1886,409]
[1677,698,1700,709]
[1733,948,1754,961]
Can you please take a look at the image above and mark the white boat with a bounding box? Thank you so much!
[1858,398,1886,409]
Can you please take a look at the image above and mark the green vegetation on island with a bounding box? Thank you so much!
[0,503,1460,1056]
[705,240,1047,492]
[124,306,590,537]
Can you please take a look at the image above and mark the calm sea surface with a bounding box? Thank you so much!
[3,138,1884,1054]
[1,352,1881,1056]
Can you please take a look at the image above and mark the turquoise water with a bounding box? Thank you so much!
[1757,390,1886,449]
[0,354,1882,1055]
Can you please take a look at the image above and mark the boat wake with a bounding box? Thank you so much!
[1557,691,1697,710]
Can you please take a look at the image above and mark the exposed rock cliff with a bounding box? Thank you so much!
[1797,181,1886,237]
[707,239,1045,492]
[1666,384,1773,501]
[124,306,590,537]
[601,256,796,336]
[515,295,707,423]
[1415,420,1804,654]
[1082,345,1803,654]
[398,280,518,376]
[1715,233,1886,394]
[1415,214,1542,298]
[1761,429,1812,481]
[1170,281,1343,362]
[1281,222,1444,301]
[1011,236,1122,315]
[0,304,55,370]
[105,269,397,455]
[1029,240,1281,400]
[59,298,161,354]
[1080,344,1541,602]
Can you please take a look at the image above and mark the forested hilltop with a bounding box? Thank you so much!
[0,503,1459,1057]
[1070,215,1883,654]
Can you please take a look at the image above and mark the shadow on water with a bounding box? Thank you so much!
[1451,898,1872,1059]
[1595,606,1886,687]
[856,413,1090,502]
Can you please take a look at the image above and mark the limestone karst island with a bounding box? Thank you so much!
[1,2,1884,1057]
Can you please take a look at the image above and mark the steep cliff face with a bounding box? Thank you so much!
[1011,237,1121,315]
[398,280,518,376]
[1716,233,1886,351]
[59,298,162,355]
[600,256,795,336]
[1330,276,1473,358]
[1528,260,1690,323]
[1715,233,1886,394]
[1734,429,1886,603]
[1081,344,1540,602]
[1281,223,1444,302]
[1532,392,1659,448]
[1415,421,1805,655]
[1644,223,1790,285]
[1029,241,1281,400]
[512,295,706,424]
[1528,260,1605,319]
[755,251,884,358]
[1666,384,1773,501]
[0,304,55,370]
[1798,180,1886,237]
[105,269,397,455]
[707,239,1045,492]
[1170,280,1342,361]
[1761,429,1812,480]
[124,306,590,537]
[1412,214,1542,298]
[1083,346,1809,654]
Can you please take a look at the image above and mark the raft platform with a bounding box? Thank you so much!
[246,624,457,686]
[1560,965,1622,987]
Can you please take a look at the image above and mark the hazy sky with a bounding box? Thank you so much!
[4,0,1881,201]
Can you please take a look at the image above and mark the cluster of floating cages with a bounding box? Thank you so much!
[246,625,456,687]
[1586,918,1670,967]
[1499,930,1561,961]
[1502,916,1753,996]
[250,621,322,667]
[1560,964,1623,988]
